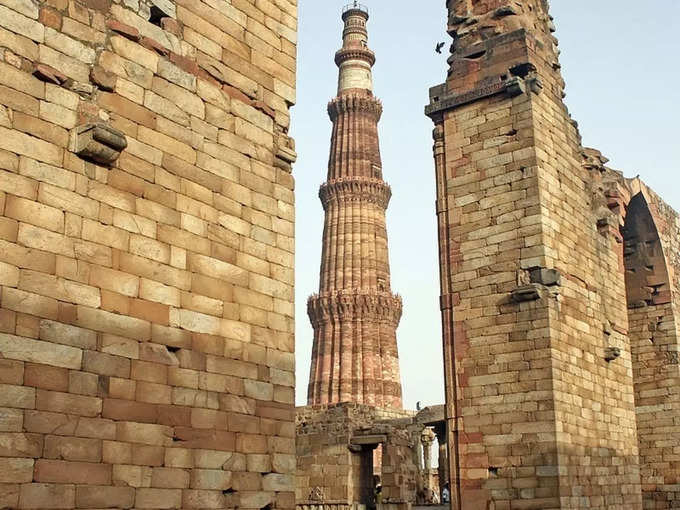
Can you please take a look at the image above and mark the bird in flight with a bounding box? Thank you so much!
[435,42,446,54]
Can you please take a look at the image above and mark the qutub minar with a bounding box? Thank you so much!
[306,3,403,408]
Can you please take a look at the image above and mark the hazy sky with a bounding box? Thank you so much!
[292,1,680,409]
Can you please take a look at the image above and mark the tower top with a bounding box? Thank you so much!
[342,2,369,21]
[336,3,375,94]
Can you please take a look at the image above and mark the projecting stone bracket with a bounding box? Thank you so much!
[529,268,562,287]
[71,123,127,166]
[605,346,622,362]
[511,268,562,302]
[274,134,297,173]
[511,284,541,303]
[505,77,526,97]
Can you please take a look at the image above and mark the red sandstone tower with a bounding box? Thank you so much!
[307,4,403,409]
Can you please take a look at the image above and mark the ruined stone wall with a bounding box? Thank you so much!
[296,404,416,507]
[296,405,358,503]
[426,0,664,508]
[0,0,297,508]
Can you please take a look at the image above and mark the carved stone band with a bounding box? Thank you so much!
[308,290,403,326]
[328,94,383,121]
[425,76,525,117]
[319,177,392,210]
[335,47,376,67]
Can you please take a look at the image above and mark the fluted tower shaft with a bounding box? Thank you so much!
[307,5,403,409]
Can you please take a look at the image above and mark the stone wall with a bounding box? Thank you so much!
[296,404,418,508]
[426,0,680,508]
[0,0,297,509]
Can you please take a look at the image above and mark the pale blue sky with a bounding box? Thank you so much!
[292,1,680,409]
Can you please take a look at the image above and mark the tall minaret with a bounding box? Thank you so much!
[307,3,403,409]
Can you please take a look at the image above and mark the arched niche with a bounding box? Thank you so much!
[622,193,671,308]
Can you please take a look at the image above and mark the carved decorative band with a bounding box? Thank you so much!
[319,177,391,210]
[297,504,361,510]
[335,47,376,67]
[307,290,403,326]
[343,26,367,39]
[425,76,525,117]
[328,95,382,122]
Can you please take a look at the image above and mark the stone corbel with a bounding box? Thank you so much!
[505,76,526,97]
[529,268,562,287]
[511,284,541,302]
[71,123,127,166]
[528,76,543,94]
[605,346,621,362]
[509,62,543,96]
[512,268,562,302]
[275,134,297,173]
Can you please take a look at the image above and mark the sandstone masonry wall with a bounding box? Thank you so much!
[296,404,416,507]
[425,0,680,508]
[0,0,297,509]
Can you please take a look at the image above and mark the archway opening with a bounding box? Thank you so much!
[622,193,671,308]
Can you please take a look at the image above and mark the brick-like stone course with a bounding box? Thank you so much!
[0,0,297,508]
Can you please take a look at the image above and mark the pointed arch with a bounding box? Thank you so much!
[623,193,672,308]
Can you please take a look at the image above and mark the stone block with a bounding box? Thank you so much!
[0,260,20,287]
[151,467,190,489]
[75,485,135,509]
[5,195,64,233]
[36,389,102,417]
[0,407,24,432]
[68,371,99,396]
[43,435,101,462]
[24,364,68,392]
[19,483,75,509]
[0,457,34,483]
[0,333,82,369]
[117,421,173,446]
[263,473,294,492]
[39,320,97,350]
[112,464,153,488]
[135,488,182,509]
[34,459,111,485]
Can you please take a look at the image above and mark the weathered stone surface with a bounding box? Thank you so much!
[424,1,680,509]
[0,334,82,369]
[0,0,296,509]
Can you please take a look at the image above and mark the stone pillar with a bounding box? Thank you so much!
[431,121,460,510]
[307,4,403,409]
[421,428,435,499]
